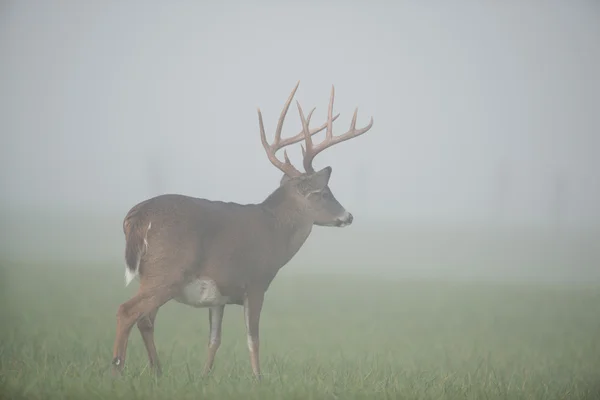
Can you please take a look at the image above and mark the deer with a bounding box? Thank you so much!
[111,81,374,379]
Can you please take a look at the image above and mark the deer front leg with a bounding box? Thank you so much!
[243,289,265,380]
[112,286,173,375]
[137,308,161,376]
[202,305,225,376]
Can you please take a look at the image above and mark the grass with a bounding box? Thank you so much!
[1,260,599,399]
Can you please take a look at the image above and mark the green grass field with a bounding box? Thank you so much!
[1,261,599,399]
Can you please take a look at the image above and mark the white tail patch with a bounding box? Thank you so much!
[143,222,151,249]
[124,221,152,287]
[125,267,137,287]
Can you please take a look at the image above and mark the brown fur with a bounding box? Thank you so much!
[123,200,150,275]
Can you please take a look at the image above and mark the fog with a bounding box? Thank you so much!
[1,1,599,281]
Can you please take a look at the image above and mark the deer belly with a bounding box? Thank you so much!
[175,278,230,308]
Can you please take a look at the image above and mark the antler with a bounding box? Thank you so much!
[297,85,374,173]
[258,81,341,177]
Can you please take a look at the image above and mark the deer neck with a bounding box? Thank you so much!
[260,186,314,257]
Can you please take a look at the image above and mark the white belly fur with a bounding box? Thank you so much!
[174,278,230,308]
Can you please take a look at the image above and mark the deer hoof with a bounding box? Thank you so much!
[111,357,124,376]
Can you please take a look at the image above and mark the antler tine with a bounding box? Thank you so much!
[278,110,340,148]
[273,81,300,144]
[302,84,374,173]
[258,107,302,177]
[259,82,341,177]
[296,100,311,151]
[326,85,335,141]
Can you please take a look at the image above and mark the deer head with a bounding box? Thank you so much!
[258,82,373,227]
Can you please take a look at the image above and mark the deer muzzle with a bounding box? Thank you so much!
[335,211,353,227]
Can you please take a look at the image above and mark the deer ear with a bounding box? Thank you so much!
[306,166,332,191]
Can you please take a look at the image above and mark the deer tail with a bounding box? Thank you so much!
[122,205,152,287]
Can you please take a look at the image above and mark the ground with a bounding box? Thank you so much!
[1,261,599,399]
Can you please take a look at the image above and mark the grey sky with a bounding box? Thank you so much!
[1,1,599,228]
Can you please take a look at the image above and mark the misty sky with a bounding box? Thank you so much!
[1,1,599,228]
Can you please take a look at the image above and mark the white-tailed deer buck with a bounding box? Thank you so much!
[111,82,373,379]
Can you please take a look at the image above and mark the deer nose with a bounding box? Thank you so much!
[345,212,353,224]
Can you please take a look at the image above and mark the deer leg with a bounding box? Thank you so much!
[243,290,265,380]
[202,305,225,376]
[137,308,161,376]
[112,286,173,375]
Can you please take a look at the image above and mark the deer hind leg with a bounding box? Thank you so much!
[137,308,161,375]
[202,305,225,376]
[112,286,173,375]
[243,290,265,380]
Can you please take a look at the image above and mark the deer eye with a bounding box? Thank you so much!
[321,191,331,200]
